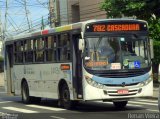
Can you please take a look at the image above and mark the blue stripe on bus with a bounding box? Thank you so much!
[92,73,149,84]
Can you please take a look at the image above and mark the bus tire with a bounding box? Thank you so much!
[22,81,31,104]
[32,97,41,104]
[113,101,128,109]
[60,83,74,109]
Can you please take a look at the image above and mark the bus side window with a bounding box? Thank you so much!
[14,41,23,63]
[35,38,44,62]
[24,39,34,63]
[46,36,55,62]
[57,33,71,61]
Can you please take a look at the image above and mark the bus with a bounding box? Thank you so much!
[4,19,153,109]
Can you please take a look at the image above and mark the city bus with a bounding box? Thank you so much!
[4,19,153,109]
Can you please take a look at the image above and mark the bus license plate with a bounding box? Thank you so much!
[117,89,129,94]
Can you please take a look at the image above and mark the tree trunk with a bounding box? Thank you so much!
[152,62,159,83]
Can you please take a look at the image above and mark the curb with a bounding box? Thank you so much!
[141,96,158,100]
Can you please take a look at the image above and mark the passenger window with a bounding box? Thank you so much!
[46,36,55,62]
[35,38,44,62]
[57,33,71,61]
[14,41,23,63]
[24,39,34,63]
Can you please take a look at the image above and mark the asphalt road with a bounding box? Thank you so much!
[0,86,159,119]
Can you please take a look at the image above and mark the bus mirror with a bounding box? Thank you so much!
[79,39,85,51]
[150,39,154,59]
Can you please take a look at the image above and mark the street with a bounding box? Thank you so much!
[0,86,159,119]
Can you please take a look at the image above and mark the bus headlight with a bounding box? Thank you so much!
[139,76,152,87]
[85,76,104,89]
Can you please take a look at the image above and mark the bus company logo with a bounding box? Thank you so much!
[122,82,126,87]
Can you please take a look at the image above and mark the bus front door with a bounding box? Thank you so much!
[6,44,15,94]
[72,34,83,99]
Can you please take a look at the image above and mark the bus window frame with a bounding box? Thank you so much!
[9,30,77,65]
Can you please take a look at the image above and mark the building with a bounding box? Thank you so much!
[56,0,106,26]
[68,0,106,23]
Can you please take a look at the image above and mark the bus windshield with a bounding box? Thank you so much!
[84,35,151,70]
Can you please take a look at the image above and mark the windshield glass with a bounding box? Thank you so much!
[84,35,151,70]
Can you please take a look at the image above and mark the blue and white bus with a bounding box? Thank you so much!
[4,19,153,109]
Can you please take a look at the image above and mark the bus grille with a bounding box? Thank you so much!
[97,70,146,78]
[104,83,139,87]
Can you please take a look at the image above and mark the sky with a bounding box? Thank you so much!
[0,0,49,36]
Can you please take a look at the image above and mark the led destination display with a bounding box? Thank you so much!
[85,21,148,32]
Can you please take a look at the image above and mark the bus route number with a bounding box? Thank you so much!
[93,25,105,32]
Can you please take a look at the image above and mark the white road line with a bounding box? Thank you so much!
[50,116,66,119]
[2,107,38,113]
[129,101,158,106]
[102,102,112,104]
[0,92,6,94]
[135,99,158,103]
[99,101,142,107]
[0,101,12,104]
[26,105,65,111]
[146,109,159,112]
[127,104,142,107]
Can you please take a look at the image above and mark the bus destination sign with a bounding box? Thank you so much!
[85,22,147,32]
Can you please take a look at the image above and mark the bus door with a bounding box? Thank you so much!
[72,33,83,99]
[6,44,15,94]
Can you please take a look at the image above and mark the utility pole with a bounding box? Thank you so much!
[0,7,3,57]
[24,0,31,31]
[4,0,8,39]
[49,0,56,28]
[0,7,2,40]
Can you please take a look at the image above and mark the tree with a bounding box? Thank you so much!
[101,0,160,19]
[101,0,160,82]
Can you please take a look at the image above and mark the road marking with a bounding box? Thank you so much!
[50,116,66,119]
[99,101,142,107]
[0,92,7,94]
[26,105,65,111]
[127,104,142,107]
[135,99,158,103]
[0,101,12,104]
[2,107,38,113]
[146,109,159,112]
[129,101,158,106]
[102,102,112,104]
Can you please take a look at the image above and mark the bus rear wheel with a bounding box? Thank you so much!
[113,101,128,109]
[60,83,74,109]
[22,81,31,104]
[22,81,41,104]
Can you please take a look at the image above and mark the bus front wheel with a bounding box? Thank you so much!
[113,101,128,109]
[60,83,74,109]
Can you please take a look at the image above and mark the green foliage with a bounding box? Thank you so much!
[0,56,3,62]
[100,0,160,19]
[153,41,160,63]
[148,16,160,63]
[149,16,160,41]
